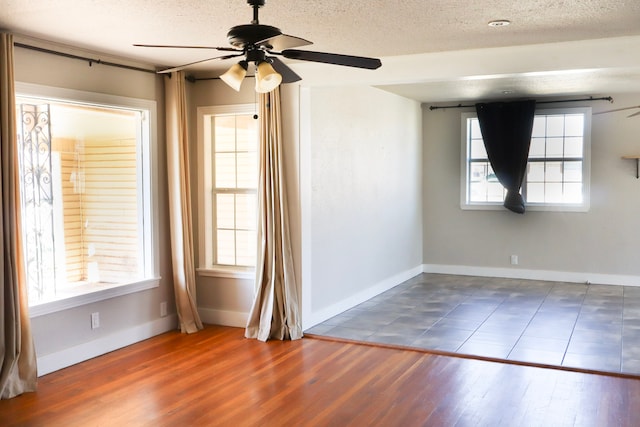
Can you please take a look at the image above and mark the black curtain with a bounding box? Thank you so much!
[475,100,536,214]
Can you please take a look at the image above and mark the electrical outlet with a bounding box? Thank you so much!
[160,301,167,317]
[91,312,100,329]
[510,255,519,265]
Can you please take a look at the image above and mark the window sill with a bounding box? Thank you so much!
[28,277,161,318]
[461,202,589,212]
[197,267,255,280]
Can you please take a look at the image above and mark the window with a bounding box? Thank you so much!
[198,105,259,276]
[15,83,159,312]
[461,107,591,211]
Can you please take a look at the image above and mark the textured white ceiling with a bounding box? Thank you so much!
[3,0,640,102]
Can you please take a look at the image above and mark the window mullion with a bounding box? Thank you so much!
[234,116,238,266]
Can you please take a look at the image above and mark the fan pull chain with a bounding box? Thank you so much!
[253,90,258,119]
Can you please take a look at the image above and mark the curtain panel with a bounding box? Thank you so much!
[245,88,302,341]
[475,100,536,213]
[164,72,203,333]
[0,32,38,399]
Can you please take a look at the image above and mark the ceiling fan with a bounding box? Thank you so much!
[594,105,640,118]
[134,0,382,93]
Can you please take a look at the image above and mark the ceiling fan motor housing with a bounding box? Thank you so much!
[227,24,282,49]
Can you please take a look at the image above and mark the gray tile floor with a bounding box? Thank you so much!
[305,273,640,375]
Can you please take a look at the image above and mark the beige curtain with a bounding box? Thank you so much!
[245,88,302,341]
[1,32,38,399]
[164,72,203,334]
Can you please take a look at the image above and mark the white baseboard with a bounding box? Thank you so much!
[37,314,178,376]
[422,264,640,287]
[198,307,248,328]
[303,265,424,330]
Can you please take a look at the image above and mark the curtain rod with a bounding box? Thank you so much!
[429,96,614,111]
[14,42,158,75]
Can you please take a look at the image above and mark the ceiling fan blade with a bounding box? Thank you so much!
[594,105,640,115]
[269,57,302,83]
[158,53,243,74]
[134,44,240,52]
[281,49,381,70]
[256,34,313,51]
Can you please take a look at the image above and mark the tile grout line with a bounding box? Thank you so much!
[620,287,629,373]
[505,280,556,361]
[453,293,506,354]
[559,282,590,369]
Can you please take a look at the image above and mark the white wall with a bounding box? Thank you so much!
[14,43,177,375]
[423,94,640,285]
[303,85,423,327]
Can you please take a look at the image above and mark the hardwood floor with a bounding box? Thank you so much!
[2,325,640,426]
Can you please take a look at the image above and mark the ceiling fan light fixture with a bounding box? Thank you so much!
[255,60,282,93]
[220,60,249,91]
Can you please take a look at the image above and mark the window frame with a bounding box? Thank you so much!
[460,107,591,212]
[16,82,160,317]
[197,104,258,279]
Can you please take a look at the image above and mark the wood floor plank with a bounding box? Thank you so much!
[2,325,640,426]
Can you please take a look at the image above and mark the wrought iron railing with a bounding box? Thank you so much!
[18,103,57,303]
